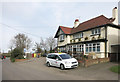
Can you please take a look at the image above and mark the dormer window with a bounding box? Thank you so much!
[91,28,101,35]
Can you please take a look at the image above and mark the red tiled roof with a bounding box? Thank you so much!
[71,15,113,34]
[55,15,116,38]
[59,26,72,34]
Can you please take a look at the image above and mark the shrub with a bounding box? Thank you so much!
[10,48,24,62]
[16,55,24,59]
[10,58,15,62]
[11,48,24,58]
[84,55,88,59]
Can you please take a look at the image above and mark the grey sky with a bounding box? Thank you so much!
[0,1,118,53]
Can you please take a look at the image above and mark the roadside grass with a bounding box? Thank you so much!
[110,65,120,74]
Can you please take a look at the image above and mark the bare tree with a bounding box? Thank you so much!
[9,39,15,51]
[35,37,48,53]
[10,33,32,51]
[35,42,42,53]
[46,36,57,51]
[40,37,48,51]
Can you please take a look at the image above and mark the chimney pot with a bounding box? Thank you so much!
[74,19,80,28]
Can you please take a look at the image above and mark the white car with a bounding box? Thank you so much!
[46,53,78,70]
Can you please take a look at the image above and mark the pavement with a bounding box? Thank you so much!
[2,57,119,80]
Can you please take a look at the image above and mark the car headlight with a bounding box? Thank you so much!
[65,61,71,64]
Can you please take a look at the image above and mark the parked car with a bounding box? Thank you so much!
[46,53,78,70]
[42,53,48,57]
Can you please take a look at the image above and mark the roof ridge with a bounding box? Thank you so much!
[75,15,109,28]
[59,26,72,29]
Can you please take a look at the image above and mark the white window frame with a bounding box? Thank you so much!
[91,28,101,35]
[76,44,84,52]
[59,35,64,41]
[73,32,83,39]
[85,43,100,53]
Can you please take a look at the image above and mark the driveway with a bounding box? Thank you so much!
[2,57,119,80]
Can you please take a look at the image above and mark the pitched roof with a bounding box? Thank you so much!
[71,15,113,34]
[59,26,72,34]
[55,15,117,38]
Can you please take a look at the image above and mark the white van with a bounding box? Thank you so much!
[46,53,78,70]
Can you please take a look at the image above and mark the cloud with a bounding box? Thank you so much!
[2,2,42,21]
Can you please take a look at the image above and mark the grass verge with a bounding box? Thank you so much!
[110,65,120,74]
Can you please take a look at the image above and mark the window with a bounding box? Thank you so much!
[81,45,84,52]
[48,54,55,59]
[80,33,83,38]
[73,32,83,39]
[85,43,100,53]
[59,47,65,52]
[91,28,101,35]
[48,55,51,58]
[97,43,100,52]
[73,34,79,39]
[55,55,61,60]
[76,45,79,52]
[68,46,72,51]
[98,28,101,34]
[59,54,71,59]
[76,44,84,52]
[89,44,92,52]
[59,35,64,41]
[86,44,88,52]
[92,30,94,35]
[93,44,96,52]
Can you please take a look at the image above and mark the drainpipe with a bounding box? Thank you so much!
[105,26,107,58]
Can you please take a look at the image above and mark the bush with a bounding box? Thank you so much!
[84,55,88,59]
[10,58,15,62]
[11,48,24,58]
[16,55,24,59]
[10,48,24,62]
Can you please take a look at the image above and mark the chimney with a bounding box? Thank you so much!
[74,19,80,28]
[112,7,118,25]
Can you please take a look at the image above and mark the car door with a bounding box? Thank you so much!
[54,55,62,67]
[50,54,56,66]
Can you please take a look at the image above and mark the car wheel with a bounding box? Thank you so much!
[60,64,65,70]
[47,62,50,67]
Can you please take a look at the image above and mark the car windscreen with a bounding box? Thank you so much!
[59,54,71,59]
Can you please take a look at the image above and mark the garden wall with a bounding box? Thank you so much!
[79,58,110,67]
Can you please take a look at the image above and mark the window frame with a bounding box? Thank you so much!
[91,28,101,35]
[85,43,100,53]
[59,34,65,42]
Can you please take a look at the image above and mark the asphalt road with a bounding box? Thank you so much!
[2,57,119,80]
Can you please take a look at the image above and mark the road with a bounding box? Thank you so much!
[2,57,119,80]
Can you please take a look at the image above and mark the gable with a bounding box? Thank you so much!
[54,27,65,38]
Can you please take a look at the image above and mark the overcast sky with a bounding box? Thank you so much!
[0,1,119,53]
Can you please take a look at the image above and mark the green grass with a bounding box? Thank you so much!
[110,65,120,74]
